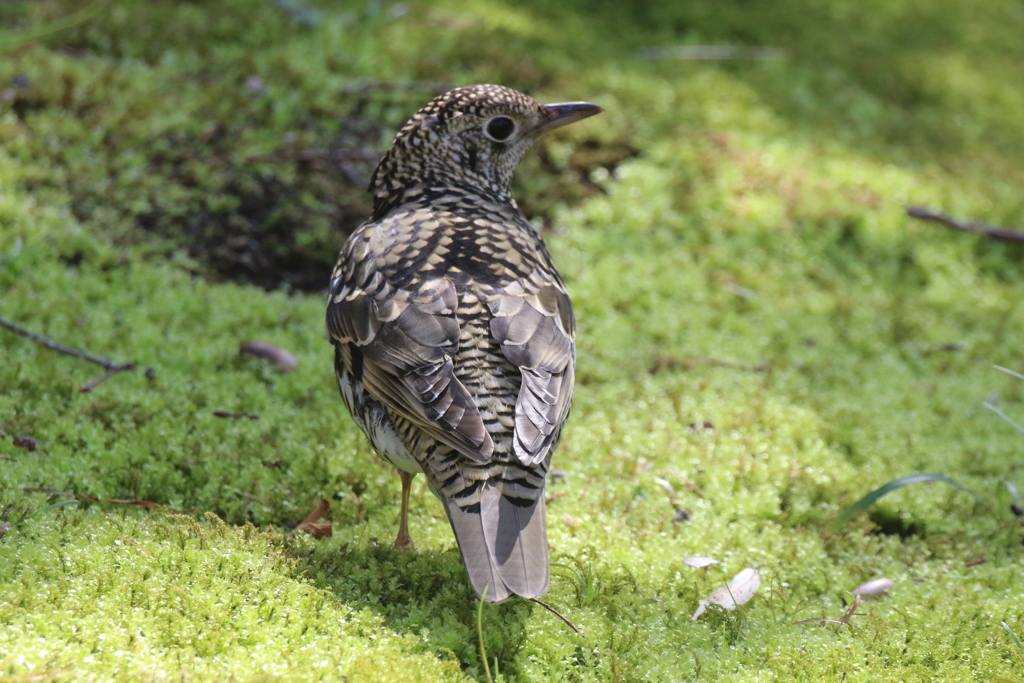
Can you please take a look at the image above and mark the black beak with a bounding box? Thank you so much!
[540,101,604,132]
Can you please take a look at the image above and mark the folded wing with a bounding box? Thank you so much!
[489,281,575,466]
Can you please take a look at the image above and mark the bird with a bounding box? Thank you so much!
[326,84,601,603]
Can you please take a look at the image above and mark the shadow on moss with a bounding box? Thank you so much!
[295,540,533,679]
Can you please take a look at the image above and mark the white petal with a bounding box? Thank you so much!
[691,568,760,620]
[684,557,721,569]
[854,578,894,596]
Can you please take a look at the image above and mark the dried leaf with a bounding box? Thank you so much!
[672,509,691,523]
[13,435,39,451]
[296,497,332,538]
[692,567,760,620]
[854,578,894,597]
[213,410,259,420]
[300,522,332,538]
[684,557,721,569]
[240,341,298,371]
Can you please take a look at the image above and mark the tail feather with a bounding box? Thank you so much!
[443,484,549,603]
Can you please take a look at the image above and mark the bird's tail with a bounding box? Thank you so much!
[442,483,549,603]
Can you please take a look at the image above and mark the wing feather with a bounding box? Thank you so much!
[489,283,575,465]
[328,230,494,461]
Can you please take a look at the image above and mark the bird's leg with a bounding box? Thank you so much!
[394,469,416,550]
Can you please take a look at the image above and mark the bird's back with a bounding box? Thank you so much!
[327,84,598,602]
[331,187,572,600]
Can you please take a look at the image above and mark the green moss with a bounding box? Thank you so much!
[0,511,467,681]
[3,0,1024,680]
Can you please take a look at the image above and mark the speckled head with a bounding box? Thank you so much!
[369,84,602,215]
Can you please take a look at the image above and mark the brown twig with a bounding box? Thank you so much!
[906,206,1024,243]
[23,488,161,509]
[0,315,126,369]
[0,314,136,391]
[79,363,136,393]
[117,537,153,556]
[529,597,582,635]
[794,593,863,630]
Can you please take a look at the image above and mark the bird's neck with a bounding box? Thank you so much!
[371,174,515,220]
[369,141,522,219]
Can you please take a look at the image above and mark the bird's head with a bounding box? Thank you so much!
[369,84,602,214]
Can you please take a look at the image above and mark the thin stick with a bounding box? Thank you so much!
[0,315,128,369]
[0,315,136,390]
[530,597,582,635]
[793,617,860,630]
[79,363,136,393]
[906,206,1024,243]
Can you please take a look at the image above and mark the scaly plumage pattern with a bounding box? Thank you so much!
[327,84,601,602]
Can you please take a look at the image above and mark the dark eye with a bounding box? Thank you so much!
[484,116,516,142]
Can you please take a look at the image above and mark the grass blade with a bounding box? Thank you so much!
[1006,482,1024,508]
[834,474,980,528]
[32,499,80,516]
[477,588,494,683]
[994,365,1024,382]
[984,402,1024,437]
[1004,622,1024,654]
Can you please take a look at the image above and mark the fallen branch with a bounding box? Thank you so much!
[0,314,136,391]
[906,206,1024,243]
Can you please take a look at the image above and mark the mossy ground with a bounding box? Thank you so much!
[2,0,1024,680]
